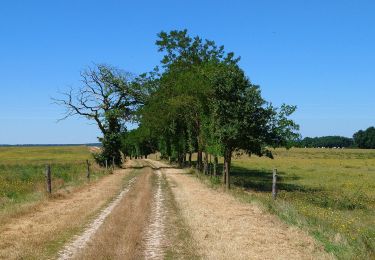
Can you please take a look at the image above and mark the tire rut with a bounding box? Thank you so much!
[57,176,137,259]
[143,169,166,259]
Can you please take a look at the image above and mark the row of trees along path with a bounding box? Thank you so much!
[55,29,299,189]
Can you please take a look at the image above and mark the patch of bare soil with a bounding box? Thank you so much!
[88,146,101,153]
[75,167,154,260]
[161,164,331,260]
[0,169,132,259]
[124,158,149,168]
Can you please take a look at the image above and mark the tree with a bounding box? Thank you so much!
[353,127,375,149]
[207,62,299,189]
[140,29,299,189]
[145,29,239,169]
[121,124,157,159]
[54,64,144,166]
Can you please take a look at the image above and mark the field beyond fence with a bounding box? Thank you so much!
[1,146,374,258]
[0,146,105,222]
[214,148,375,259]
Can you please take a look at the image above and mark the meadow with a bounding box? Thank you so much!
[222,148,375,259]
[0,146,105,219]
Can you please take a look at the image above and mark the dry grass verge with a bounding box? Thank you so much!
[0,169,134,259]
[165,167,332,260]
[162,171,201,259]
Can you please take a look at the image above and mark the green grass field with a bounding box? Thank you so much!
[224,148,374,259]
[0,146,105,215]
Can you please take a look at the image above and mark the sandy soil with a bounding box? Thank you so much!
[160,163,331,260]
[0,169,132,259]
[58,177,137,259]
[76,168,154,259]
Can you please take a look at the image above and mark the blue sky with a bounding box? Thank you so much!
[0,0,374,144]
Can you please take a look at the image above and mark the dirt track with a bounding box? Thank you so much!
[0,168,133,259]
[0,159,330,259]
[165,167,330,259]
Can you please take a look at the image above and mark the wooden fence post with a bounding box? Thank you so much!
[272,168,278,200]
[105,159,108,170]
[45,164,52,194]
[86,160,90,181]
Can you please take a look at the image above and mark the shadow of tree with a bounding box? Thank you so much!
[179,161,320,193]
[227,165,321,193]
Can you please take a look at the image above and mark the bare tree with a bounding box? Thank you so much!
[54,64,143,165]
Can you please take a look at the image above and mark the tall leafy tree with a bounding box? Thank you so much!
[353,127,375,149]
[207,62,299,188]
[121,124,157,159]
[139,30,299,189]
[149,29,238,169]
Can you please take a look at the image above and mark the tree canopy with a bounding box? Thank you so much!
[136,30,299,188]
[353,127,375,149]
[55,30,299,186]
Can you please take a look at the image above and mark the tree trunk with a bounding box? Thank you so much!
[213,155,218,176]
[178,153,183,168]
[203,152,208,175]
[209,154,212,176]
[225,149,232,189]
[188,152,192,167]
[222,156,226,184]
[197,150,203,172]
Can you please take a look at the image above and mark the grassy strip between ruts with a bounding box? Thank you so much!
[161,171,201,259]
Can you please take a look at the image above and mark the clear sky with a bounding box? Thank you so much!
[0,0,374,144]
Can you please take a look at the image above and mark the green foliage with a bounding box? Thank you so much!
[138,29,298,176]
[353,126,375,149]
[121,125,157,158]
[96,131,122,166]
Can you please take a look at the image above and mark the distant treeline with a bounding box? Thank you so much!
[294,136,353,148]
[294,127,375,149]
